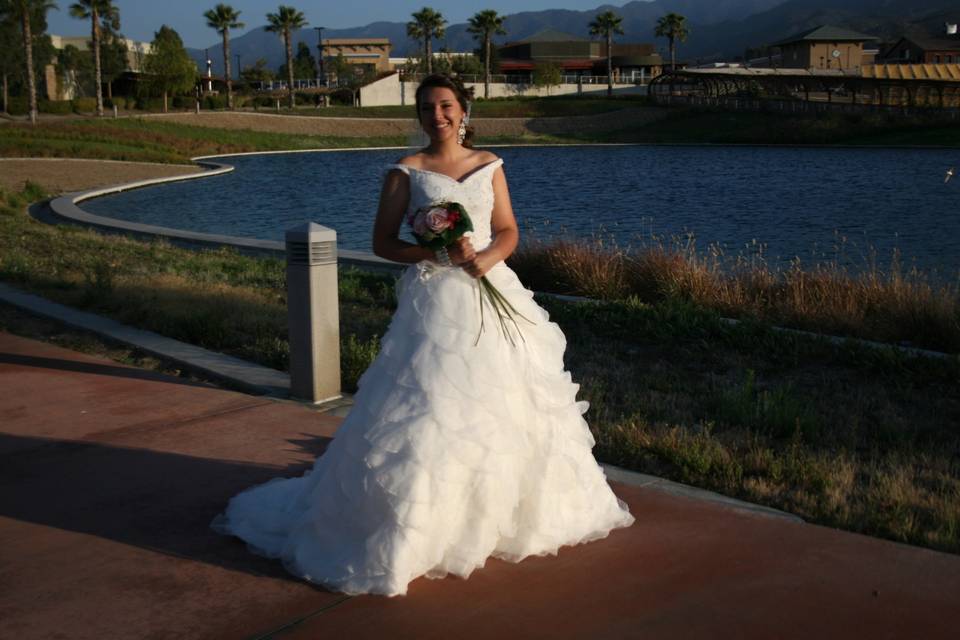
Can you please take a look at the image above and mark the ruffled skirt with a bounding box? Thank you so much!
[211,261,634,596]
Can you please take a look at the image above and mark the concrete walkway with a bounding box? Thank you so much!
[1,330,958,639]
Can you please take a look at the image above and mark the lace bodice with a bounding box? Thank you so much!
[386,158,503,251]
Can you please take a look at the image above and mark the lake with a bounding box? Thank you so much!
[82,145,960,278]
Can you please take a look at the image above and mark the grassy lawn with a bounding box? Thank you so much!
[0,119,408,164]
[2,181,957,554]
[275,95,644,119]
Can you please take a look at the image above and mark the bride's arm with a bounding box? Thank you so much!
[372,169,435,264]
[462,166,519,279]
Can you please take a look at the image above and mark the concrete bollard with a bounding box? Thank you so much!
[285,222,341,403]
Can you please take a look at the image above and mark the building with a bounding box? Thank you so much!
[49,34,153,73]
[46,34,156,100]
[322,38,392,75]
[497,29,662,81]
[772,25,876,72]
[879,32,960,64]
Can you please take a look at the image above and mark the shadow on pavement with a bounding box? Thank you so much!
[0,351,213,388]
[0,431,333,581]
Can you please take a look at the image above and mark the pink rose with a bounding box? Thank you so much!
[425,207,452,233]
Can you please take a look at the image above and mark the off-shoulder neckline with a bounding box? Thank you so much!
[387,158,503,184]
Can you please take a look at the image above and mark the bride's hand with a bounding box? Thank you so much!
[461,250,498,279]
[447,237,476,265]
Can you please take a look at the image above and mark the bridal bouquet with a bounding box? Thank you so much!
[408,201,532,346]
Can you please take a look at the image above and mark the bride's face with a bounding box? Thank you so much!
[418,87,465,143]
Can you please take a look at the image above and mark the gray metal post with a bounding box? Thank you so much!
[285,222,341,403]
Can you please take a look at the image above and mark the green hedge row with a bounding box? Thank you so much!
[1,92,349,114]
[1,96,143,115]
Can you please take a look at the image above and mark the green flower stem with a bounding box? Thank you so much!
[476,276,536,347]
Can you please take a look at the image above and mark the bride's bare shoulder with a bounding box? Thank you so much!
[472,150,500,164]
[393,152,428,169]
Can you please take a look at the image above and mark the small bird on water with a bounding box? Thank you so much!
[946,167,955,183]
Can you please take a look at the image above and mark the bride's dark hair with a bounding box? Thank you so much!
[415,74,475,148]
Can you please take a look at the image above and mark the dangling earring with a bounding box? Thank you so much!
[457,120,466,145]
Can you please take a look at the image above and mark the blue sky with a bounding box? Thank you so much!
[46,1,625,49]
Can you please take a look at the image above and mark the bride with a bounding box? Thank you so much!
[211,74,634,597]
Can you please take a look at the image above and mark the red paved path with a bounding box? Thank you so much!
[1,331,958,639]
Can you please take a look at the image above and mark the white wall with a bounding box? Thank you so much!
[359,72,401,107]
[358,72,646,107]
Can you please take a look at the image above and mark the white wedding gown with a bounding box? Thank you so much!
[211,158,634,597]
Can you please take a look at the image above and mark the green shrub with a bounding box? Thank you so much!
[294,91,318,106]
[252,95,276,109]
[72,97,97,113]
[135,96,165,111]
[172,95,194,109]
[203,94,227,110]
[5,96,28,116]
[328,88,355,106]
[105,97,131,110]
[39,100,73,114]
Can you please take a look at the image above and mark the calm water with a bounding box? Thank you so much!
[83,146,960,277]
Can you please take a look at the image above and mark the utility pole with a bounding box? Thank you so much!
[315,26,326,86]
[205,48,212,92]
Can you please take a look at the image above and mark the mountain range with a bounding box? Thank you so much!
[188,0,960,76]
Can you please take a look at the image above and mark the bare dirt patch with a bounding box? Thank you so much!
[0,158,201,194]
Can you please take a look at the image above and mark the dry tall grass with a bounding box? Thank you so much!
[509,235,960,353]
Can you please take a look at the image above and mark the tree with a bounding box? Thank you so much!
[265,4,307,109]
[532,60,561,95]
[57,28,123,100]
[654,12,688,71]
[467,9,505,99]
[406,7,445,75]
[451,53,482,77]
[0,4,24,116]
[69,0,118,117]
[142,24,195,112]
[279,41,314,81]
[98,30,127,101]
[1,0,57,124]
[57,42,90,95]
[240,57,273,85]
[589,10,623,97]
[204,3,243,109]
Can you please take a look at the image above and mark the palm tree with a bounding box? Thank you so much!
[467,9,505,99]
[589,10,623,97]
[407,7,445,75]
[69,0,118,117]
[204,3,244,109]
[265,4,306,109]
[654,12,689,71]
[2,0,57,125]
